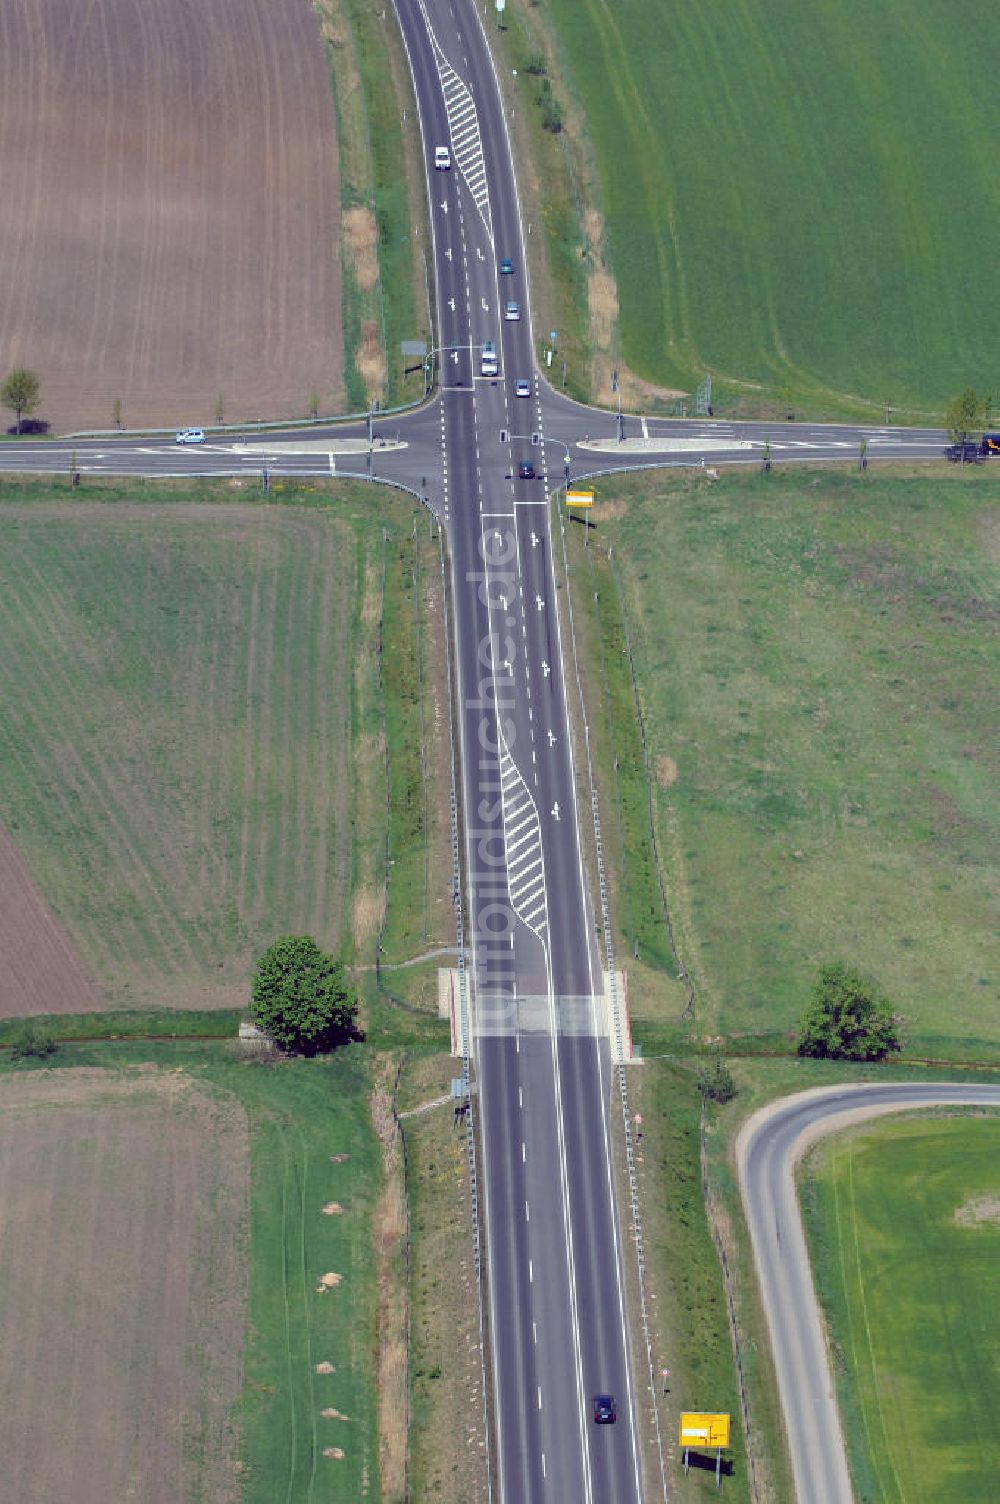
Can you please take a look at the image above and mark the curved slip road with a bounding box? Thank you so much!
[737,1082,1000,1504]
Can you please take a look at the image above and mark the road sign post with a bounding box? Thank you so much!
[679,1414,730,1489]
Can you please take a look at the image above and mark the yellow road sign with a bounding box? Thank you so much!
[565,489,594,507]
[679,1412,731,1448]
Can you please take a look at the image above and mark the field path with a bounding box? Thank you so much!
[0,0,343,433]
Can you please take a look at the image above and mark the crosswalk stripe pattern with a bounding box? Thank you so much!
[498,733,548,937]
[419,0,494,240]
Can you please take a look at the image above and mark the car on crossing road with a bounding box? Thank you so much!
[515,379,531,398]
[518,460,535,480]
[175,428,205,445]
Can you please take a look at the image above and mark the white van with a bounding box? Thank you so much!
[434,146,451,170]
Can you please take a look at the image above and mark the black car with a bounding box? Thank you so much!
[593,1393,616,1424]
[518,460,536,480]
[945,441,981,463]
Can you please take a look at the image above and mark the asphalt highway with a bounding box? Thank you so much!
[737,1083,1000,1504]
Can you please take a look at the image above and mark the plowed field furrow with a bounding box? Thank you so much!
[4,557,200,972]
[0,0,342,433]
[308,537,337,935]
[0,1074,247,1504]
[0,505,356,1013]
[19,546,211,951]
[248,539,279,928]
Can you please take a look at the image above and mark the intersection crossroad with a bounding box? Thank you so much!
[0,2,962,1500]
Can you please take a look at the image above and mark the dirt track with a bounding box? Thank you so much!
[0,0,343,433]
[0,1069,248,1504]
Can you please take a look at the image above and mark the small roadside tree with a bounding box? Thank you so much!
[797,963,901,1061]
[250,935,360,1055]
[1,367,41,434]
[945,387,989,451]
[697,1051,737,1104]
[10,1019,57,1062]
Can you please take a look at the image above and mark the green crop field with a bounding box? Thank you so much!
[544,0,1000,416]
[564,467,999,1054]
[803,1114,1000,1502]
[0,480,447,1014]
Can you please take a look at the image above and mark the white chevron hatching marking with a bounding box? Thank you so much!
[418,0,493,242]
[498,732,548,938]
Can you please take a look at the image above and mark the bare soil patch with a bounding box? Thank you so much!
[0,0,343,432]
[655,754,679,788]
[0,822,103,1018]
[0,1068,248,1504]
[954,1195,1000,1227]
[343,206,380,294]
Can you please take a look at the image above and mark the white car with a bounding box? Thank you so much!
[504,301,520,321]
[175,428,205,445]
[434,146,451,170]
[515,379,531,398]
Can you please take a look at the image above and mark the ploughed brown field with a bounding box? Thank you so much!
[0,823,102,1017]
[0,0,343,434]
[0,1069,248,1504]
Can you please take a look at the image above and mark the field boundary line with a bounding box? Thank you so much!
[438,520,495,1502]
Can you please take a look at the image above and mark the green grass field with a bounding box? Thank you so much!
[543,0,1000,415]
[564,467,999,1055]
[803,1114,1000,1502]
[0,478,446,1013]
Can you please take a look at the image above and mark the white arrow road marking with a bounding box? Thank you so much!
[551,803,560,821]
[481,297,489,312]
[530,531,539,547]
[541,661,550,677]
[547,729,557,746]
[535,594,544,611]
[448,297,456,311]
